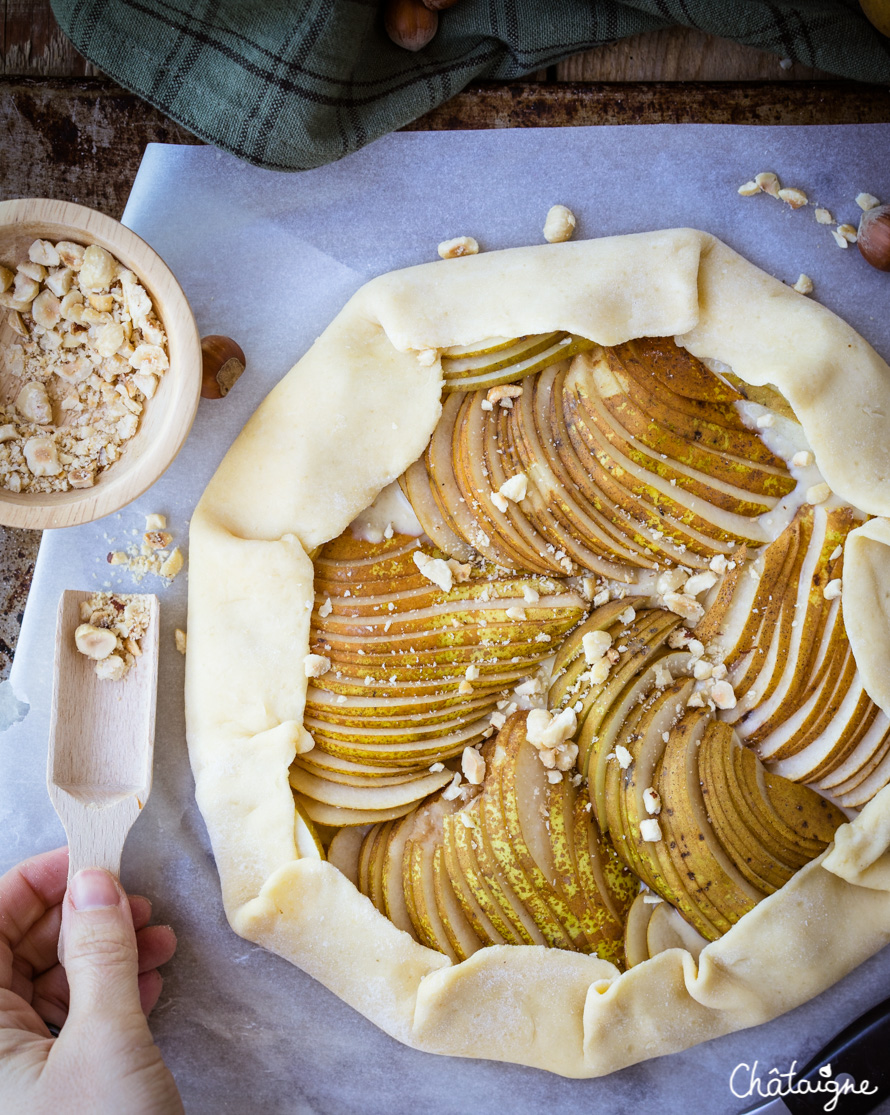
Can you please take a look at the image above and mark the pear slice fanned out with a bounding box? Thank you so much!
[327,824,370,886]
[645,899,709,961]
[304,528,585,809]
[441,331,596,392]
[657,711,763,930]
[696,502,890,796]
[399,460,476,563]
[698,722,798,892]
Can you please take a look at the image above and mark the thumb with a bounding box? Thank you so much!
[60,869,148,1040]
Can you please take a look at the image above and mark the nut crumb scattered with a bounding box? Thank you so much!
[856,193,880,212]
[792,274,813,295]
[837,223,858,244]
[105,515,185,583]
[814,208,833,225]
[174,628,187,655]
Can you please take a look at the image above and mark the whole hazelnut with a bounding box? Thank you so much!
[858,204,890,272]
[201,335,246,399]
[385,0,438,50]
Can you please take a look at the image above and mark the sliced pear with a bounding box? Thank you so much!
[646,899,709,961]
[294,798,325,859]
[623,894,656,968]
[657,711,763,930]
[327,824,370,885]
[432,844,483,960]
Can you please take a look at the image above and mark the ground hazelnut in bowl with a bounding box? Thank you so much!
[0,198,201,528]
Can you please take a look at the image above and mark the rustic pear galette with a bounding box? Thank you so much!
[186,230,890,1077]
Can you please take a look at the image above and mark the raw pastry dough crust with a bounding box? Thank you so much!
[186,230,890,1077]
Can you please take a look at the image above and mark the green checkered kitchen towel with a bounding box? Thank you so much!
[51,0,890,171]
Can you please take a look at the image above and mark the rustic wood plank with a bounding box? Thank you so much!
[0,79,201,217]
[408,81,890,130]
[556,27,832,83]
[3,0,97,76]
[2,77,889,219]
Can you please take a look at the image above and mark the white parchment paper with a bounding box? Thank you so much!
[2,124,890,1114]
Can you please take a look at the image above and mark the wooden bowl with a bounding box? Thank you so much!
[0,198,202,529]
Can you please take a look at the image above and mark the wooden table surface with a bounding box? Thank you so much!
[1,0,888,678]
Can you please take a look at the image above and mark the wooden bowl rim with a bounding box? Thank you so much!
[0,197,201,530]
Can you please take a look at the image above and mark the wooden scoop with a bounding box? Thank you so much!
[47,590,160,881]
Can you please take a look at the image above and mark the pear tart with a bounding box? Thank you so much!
[408,337,796,579]
[188,231,890,1076]
[296,530,586,825]
[329,712,636,967]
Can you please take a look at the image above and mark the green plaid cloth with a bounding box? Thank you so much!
[51,0,890,171]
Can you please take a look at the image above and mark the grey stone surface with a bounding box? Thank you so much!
[0,526,40,679]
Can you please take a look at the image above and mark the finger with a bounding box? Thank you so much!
[10,903,61,974]
[138,969,163,1015]
[60,869,151,1047]
[30,971,70,1031]
[13,891,151,978]
[134,924,177,973]
[27,921,176,1028]
[128,894,152,930]
[0,847,69,950]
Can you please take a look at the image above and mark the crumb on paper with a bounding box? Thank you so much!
[814,208,833,225]
[0,238,168,494]
[778,187,807,209]
[174,628,187,655]
[793,274,813,295]
[856,193,880,211]
[754,172,780,197]
[76,591,151,681]
[438,237,479,260]
[105,514,184,582]
[543,205,576,243]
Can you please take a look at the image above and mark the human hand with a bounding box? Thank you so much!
[0,846,183,1114]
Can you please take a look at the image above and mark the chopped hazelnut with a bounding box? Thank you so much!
[543,204,576,243]
[75,623,117,660]
[23,437,61,476]
[778,187,808,209]
[159,547,184,579]
[438,236,479,260]
[754,172,781,197]
[806,482,831,505]
[78,244,116,291]
[461,746,485,785]
[303,653,332,678]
